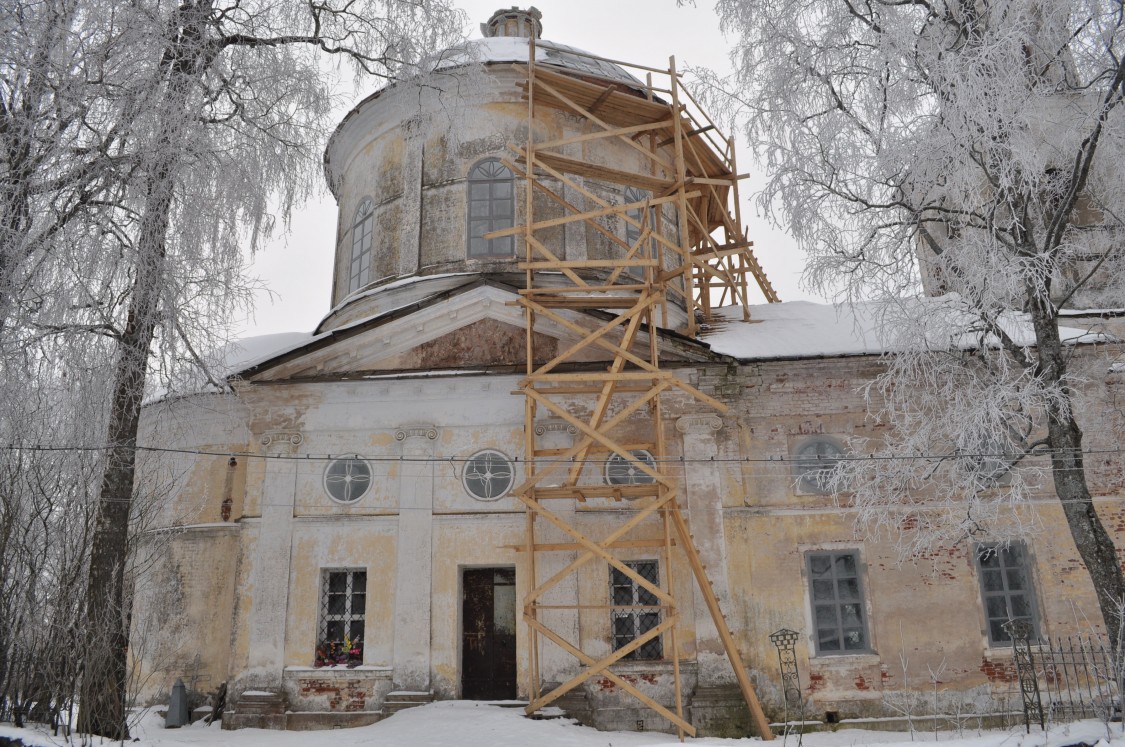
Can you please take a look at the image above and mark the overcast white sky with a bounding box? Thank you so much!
[235,0,817,338]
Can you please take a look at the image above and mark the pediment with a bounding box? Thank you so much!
[240,282,716,382]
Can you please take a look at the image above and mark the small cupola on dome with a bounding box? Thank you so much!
[481,6,542,39]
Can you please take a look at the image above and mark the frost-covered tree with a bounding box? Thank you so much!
[2,0,466,738]
[708,0,1125,642]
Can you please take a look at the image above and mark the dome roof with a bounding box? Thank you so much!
[432,36,643,88]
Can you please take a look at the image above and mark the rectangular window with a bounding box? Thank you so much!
[318,568,366,665]
[976,543,1038,645]
[807,550,870,655]
[610,560,663,660]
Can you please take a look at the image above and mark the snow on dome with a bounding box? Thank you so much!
[432,34,642,88]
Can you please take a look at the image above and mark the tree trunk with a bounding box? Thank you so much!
[1030,302,1125,647]
[77,148,174,740]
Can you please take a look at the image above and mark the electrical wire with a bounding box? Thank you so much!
[1,441,1122,464]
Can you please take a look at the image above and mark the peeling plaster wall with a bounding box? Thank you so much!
[322,65,685,324]
[133,344,1125,726]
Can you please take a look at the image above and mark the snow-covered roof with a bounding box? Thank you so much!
[702,297,1107,361]
[223,296,1111,383]
[433,36,642,87]
[223,331,315,373]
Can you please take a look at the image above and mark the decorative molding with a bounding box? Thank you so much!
[534,420,578,436]
[675,415,723,435]
[395,425,438,441]
[259,431,303,452]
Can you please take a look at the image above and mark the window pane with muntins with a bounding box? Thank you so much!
[609,560,663,661]
[806,550,870,655]
[975,543,1038,646]
[467,159,515,257]
[348,199,375,293]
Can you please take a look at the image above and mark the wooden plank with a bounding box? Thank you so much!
[483,189,697,239]
[517,146,693,264]
[517,490,675,605]
[505,537,675,552]
[504,154,638,257]
[528,75,676,171]
[587,83,618,114]
[532,120,666,151]
[530,484,659,500]
[523,388,674,491]
[566,310,645,483]
[668,500,774,739]
[518,258,659,270]
[657,124,714,148]
[529,151,674,193]
[519,295,663,376]
[519,284,650,294]
[524,615,695,736]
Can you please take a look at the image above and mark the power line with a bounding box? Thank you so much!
[0,441,1122,465]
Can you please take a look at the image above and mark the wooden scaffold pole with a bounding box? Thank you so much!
[495,37,776,740]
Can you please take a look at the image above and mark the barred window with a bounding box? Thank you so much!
[610,560,662,660]
[467,159,515,257]
[318,569,366,664]
[807,550,870,655]
[348,198,374,293]
[976,543,1038,645]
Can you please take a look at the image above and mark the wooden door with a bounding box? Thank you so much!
[461,567,517,699]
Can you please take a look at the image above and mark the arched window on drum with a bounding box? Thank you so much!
[467,159,515,257]
[347,198,375,293]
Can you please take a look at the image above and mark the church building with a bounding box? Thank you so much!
[132,7,1125,736]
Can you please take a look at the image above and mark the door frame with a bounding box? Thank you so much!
[459,564,517,700]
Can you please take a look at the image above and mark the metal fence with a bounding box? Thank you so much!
[1005,620,1121,732]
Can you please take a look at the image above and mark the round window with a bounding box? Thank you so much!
[463,450,515,502]
[793,438,845,494]
[605,450,657,485]
[324,458,372,504]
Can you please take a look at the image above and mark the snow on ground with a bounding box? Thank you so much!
[2,703,1123,747]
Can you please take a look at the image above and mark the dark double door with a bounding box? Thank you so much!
[461,567,516,700]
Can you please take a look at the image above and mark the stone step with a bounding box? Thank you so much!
[382,690,434,717]
[235,691,286,715]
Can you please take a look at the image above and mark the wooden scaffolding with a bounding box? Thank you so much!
[492,38,777,739]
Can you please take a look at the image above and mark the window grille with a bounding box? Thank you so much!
[324,458,372,504]
[348,198,374,293]
[467,159,515,257]
[610,560,662,660]
[319,569,366,661]
[605,450,656,486]
[976,542,1038,645]
[807,551,869,654]
[463,450,515,501]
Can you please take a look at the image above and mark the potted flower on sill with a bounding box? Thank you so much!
[314,634,363,668]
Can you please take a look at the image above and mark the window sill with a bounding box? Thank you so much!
[608,659,698,674]
[285,665,392,673]
[809,651,879,662]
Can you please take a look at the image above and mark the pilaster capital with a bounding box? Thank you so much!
[394,425,439,442]
[534,420,578,436]
[258,430,303,454]
[675,415,723,435]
